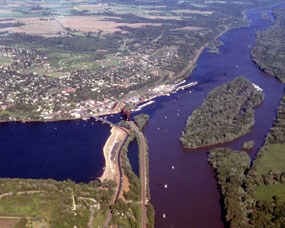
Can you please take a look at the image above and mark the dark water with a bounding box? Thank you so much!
[140,7,284,228]
[0,5,284,228]
[127,139,140,177]
[0,119,110,183]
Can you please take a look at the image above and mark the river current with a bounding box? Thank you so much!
[132,6,284,227]
[0,5,284,228]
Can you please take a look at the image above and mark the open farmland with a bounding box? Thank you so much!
[0,0,280,122]
[0,218,20,228]
[172,26,205,31]
[56,16,162,33]
[256,144,285,175]
[255,184,285,201]
[0,17,64,36]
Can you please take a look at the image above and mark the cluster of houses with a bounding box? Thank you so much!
[0,41,180,121]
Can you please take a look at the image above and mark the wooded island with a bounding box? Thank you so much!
[181,77,264,149]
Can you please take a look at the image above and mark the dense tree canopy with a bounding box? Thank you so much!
[181,77,264,148]
[209,95,285,227]
[251,9,285,82]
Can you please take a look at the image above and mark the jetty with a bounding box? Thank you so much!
[92,116,115,127]
[175,81,198,92]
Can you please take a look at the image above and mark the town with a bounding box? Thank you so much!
[0,45,182,121]
[0,0,252,122]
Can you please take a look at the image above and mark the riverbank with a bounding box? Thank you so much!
[99,126,128,183]
[175,22,249,81]
[0,24,239,126]
[0,111,120,125]
[147,5,285,227]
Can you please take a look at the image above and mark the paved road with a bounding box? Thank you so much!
[103,122,147,228]
[130,122,147,228]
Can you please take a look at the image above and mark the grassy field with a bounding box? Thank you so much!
[256,144,285,175]
[0,194,49,217]
[0,190,93,227]
[23,66,47,75]
[0,56,12,65]
[92,213,106,227]
[0,178,114,227]
[255,183,285,201]
[43,52,99,71]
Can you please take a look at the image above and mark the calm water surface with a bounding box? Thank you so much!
[127,140,140,177]
[0,5,284,228]
[0,119,110,183]
[138,7,284,228]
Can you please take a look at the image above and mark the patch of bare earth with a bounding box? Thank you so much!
[0,218,20,228]
[73,3,110,11]
[99,126,128,182]
[0,17,64,36]
[171,9,214,15]
[29,220,49,228]
[172,26,205,32]
[0,9,14,14]
[57,16,161,33]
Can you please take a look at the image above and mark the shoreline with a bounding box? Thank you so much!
[99,126,128,183]
[0,24,246,126]
[99,127,116,182]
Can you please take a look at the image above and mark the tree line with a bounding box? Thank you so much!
[208,94,285,227]
[251,8,285,83]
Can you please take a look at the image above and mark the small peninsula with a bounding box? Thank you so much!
[180,77,264,149]
[251,8,285,83]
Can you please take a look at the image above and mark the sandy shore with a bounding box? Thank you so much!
[99,126,128,182]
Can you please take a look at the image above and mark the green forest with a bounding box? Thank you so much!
[207,7,285,226]
[208,94,285,227]
[115,131,142,228]
[115,119,154,228]
[0,178,115,227]
[180,77,264,149]
[251,8,285,82]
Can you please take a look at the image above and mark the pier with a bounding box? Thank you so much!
[92,116,115,127]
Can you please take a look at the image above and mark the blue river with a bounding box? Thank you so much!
[0,4,285,228]
[0,119,110,183]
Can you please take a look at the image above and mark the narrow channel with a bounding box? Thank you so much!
[127,139,140,177]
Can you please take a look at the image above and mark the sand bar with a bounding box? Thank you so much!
[99,126,127,182]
